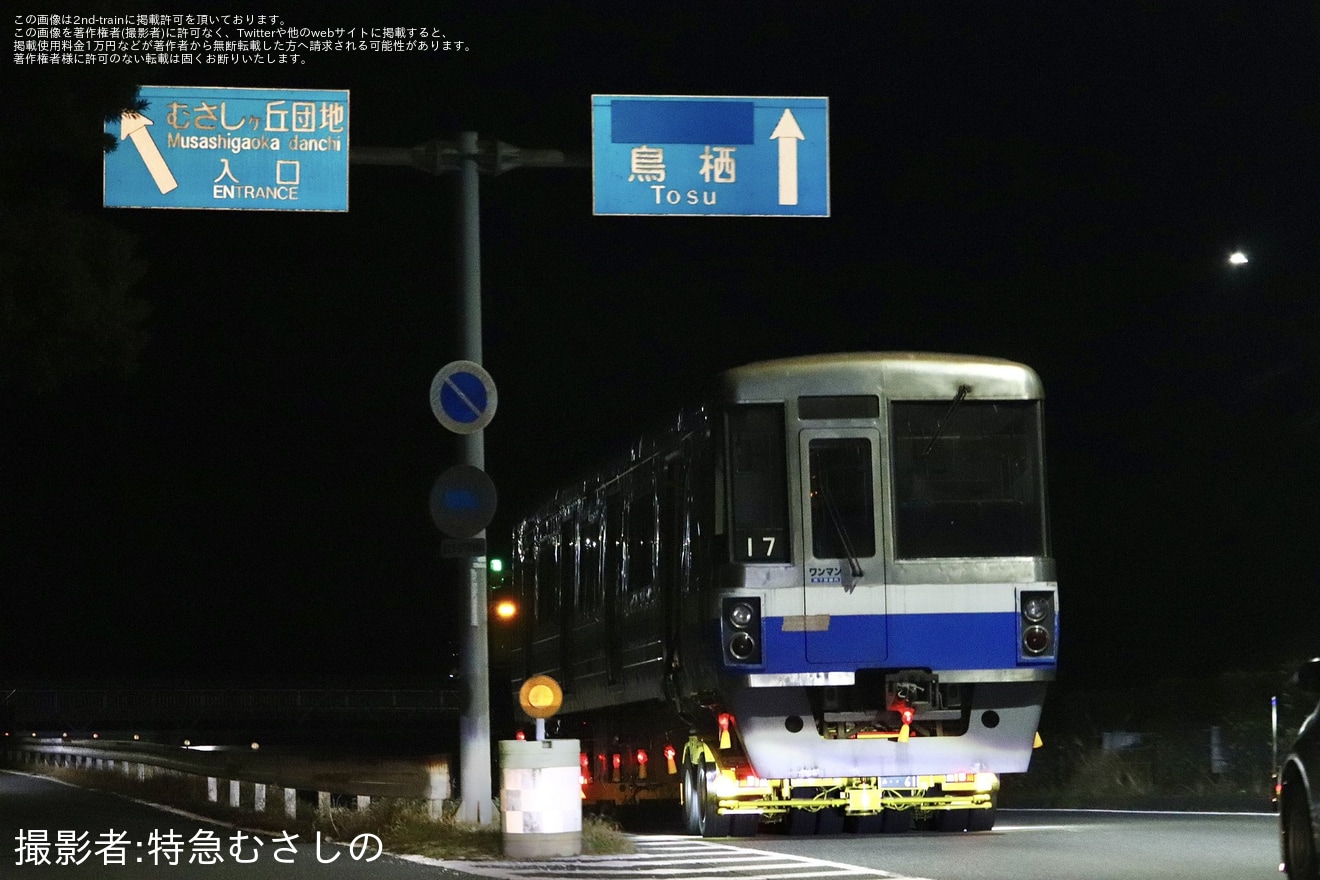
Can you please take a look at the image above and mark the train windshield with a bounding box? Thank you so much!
[891,400,1046,558]
[808,438,877,560]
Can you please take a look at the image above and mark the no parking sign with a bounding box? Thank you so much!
[429,360,497,434]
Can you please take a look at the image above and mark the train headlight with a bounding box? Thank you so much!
[1022,595,1050,623]
[1017,589,1057,661]
[721,596,762,666]
[729,602,755,628]
[1022,625,1050,655]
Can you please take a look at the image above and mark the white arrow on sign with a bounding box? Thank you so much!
[119,112,178,195]
[769,108,805,206]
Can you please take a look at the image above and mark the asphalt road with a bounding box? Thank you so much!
[718,809,1282,880]
[1,770,1282,880]
[0,769,470,878]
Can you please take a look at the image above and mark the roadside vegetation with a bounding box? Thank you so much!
[1,758,633,859]
[1001,669,1306,811]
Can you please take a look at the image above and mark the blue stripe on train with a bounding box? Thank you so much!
[759,612,1035,672]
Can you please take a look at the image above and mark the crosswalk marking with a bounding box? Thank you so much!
[427,835,930,880]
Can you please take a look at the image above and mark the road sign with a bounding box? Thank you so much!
[429,360,498,435]
[104,85,350,211]
[592,95,829,217]
[429,465,498,539]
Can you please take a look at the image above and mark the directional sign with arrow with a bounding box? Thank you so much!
[119,112,178,195]
[591,95,829,217]
[104,85,350,212]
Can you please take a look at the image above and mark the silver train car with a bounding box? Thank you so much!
[508,352,1058,835]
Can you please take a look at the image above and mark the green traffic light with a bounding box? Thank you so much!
[489,558,504,574]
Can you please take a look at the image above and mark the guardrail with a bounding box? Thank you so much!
[0,684,461,731]
[3,738,452,818]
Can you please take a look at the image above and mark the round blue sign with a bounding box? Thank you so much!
[439,370,488,424]
[430,360,497,434]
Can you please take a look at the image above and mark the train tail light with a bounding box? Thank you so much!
[1018,590,1057,659]
[721,597,763,666]
[890,697,914,742]
[664,744,677,775]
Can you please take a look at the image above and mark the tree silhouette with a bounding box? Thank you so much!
[1,68,150,394]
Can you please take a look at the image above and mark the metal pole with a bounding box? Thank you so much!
[456,130,493,824]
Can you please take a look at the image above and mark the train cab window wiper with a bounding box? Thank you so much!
[808,437,876,580]
[819,476,864,580]
[920,384,972,458]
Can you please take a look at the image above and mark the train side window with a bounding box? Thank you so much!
[579,504,603,620]
[604,489,625,609]
[726,404,790,562]
[536,527,558,623]
[559,516,577,614]
[625,478,656,605]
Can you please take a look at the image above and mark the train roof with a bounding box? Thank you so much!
[720,352,1044,400]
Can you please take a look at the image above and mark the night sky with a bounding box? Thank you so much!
[3,2,1318,687]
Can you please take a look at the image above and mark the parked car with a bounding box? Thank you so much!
[1280,657,1320,879]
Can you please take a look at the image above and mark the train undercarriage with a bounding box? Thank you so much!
[676,736,999,836]
[575,721,1004,837]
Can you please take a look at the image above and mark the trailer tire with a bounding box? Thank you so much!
[730,812,759,837]
[682,763,702,835]
[697,759,732,838]
[880,808,914,833]
[967,805,997,832]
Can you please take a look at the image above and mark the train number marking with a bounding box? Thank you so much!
[746,536,777,557]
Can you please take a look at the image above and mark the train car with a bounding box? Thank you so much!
[506,352,1057,835]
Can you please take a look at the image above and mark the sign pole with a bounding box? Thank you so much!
[455,130,493,824]
[349,132,585,827]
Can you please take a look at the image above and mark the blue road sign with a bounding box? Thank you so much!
[592,95,829,217]
[430,361,498,435]
[104,85,349,212]
[429,465,498,539]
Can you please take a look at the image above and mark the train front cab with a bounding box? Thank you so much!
[688,353,1058,834]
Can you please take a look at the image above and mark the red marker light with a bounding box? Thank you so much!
[515,730,526,741]
[636,749,648,765]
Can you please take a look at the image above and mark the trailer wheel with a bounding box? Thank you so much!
[682,763,702,835]
[935,803,997,832]
[880,807,914,833]
[696,759,732,838]
[730,812,759,837]
[967,805,997,832]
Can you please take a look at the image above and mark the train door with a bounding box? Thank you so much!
[798,428,888,664]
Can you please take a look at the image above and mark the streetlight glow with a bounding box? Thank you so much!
[1228,251,1248,265]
